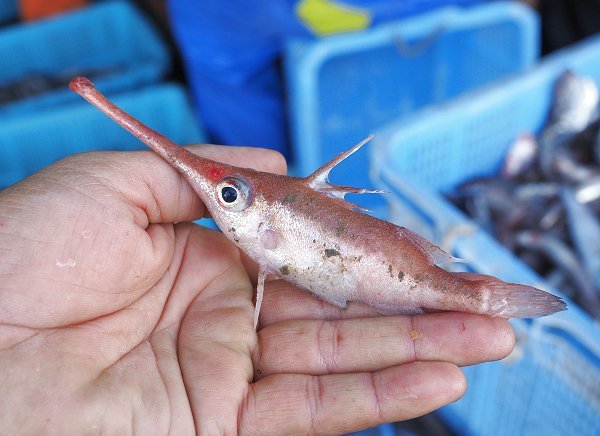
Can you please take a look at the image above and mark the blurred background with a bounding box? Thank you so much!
[0,1,599,435]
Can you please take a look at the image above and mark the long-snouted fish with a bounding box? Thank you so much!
[70,77,567,328]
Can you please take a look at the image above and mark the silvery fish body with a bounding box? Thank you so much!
[70,77,567,328]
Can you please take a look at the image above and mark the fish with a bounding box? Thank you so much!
[547,70,599,133]
[501,133,538,179]
[69,76,566,327]
[539,70,599,179]
[575,175,600,204]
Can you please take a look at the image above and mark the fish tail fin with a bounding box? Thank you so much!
[482,280,567,318]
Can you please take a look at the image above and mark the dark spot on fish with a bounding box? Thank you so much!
[228,227,236,233]
[325,248,340,257]
[256,369,262,375]
[410,284,417,290]
[313,239,316,243]
[353,255,362,262]
[233,238,240,243]
[414,273,425,282]
[398,271,405,281]
[281,193,300,204]
[388,264,393,277]
[335,221,346,236]
[280,265,290,275]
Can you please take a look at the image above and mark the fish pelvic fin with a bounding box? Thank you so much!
[480,280,567,318]
[304,134,384,209]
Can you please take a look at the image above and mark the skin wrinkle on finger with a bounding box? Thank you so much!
[305,376,323,434]
[368,372,385,422]
[315,319,340,373]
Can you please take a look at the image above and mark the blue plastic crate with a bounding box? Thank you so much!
[0,0,17,23]
[285,1,538,210]
[370,34,600,436]
[0,0,169,118]
[0,83,205,188]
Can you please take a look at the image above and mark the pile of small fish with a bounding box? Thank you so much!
[448,70,600,319]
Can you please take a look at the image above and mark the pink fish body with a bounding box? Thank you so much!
[70,77,567,327]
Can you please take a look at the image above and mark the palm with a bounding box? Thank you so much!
[0,146,514,435]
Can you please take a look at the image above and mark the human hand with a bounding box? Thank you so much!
[0,145,514,435]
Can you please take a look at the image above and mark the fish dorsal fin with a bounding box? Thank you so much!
[304,134,383,210]
[306,134,374,186]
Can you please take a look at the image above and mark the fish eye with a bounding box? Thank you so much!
[221,186,237,203]
[216,177,252,211]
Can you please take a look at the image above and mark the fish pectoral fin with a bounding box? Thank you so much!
[308,182,384,212]
[398,227,466,266]
[318,184,385,200]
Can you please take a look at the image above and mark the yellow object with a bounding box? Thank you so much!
[295,0,371,36]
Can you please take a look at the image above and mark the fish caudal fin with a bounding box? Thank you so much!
[482,280,567,318]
